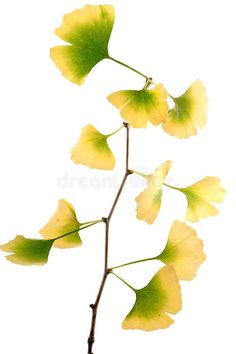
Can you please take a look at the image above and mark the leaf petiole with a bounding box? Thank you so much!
[79,220,103,231]
[130,169,147,178]
[110,256,157,270]
[80,219,103,227]
[106,125,124,138]
[163,183,181,191]
[110,271,136,292]
[108,56,149,80]
[168,94,176,101]
[52,220,103,241]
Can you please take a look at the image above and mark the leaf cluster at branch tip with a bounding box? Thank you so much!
[50,5,208,137]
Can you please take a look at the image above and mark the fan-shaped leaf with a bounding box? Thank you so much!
[0,236,53,266]
[51,4,115,85]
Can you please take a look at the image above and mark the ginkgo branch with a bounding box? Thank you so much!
[1,3,221,352]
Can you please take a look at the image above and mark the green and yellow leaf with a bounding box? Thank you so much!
[108,84,168,128]
[71,124,115,170]
[136,161,172,224]
[51,4,115,85]
[0,236,54,266]
[40,199,82,248]
[179,177,226,222]
[157,221,206,280]
[122,265,182,331]
[162,80,207,138]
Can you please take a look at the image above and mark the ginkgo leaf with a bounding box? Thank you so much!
[122,265,181,331]
[0,236,54,266]
[178,177,226,222]
[71,124,115,170]
[40,199,82,248]
[157,221,206,280]
[107,84,168,128]
[135,161,172,224]
[50,4,115,85]
[162,80,207,138]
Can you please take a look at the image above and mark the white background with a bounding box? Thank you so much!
[0,0,236,353]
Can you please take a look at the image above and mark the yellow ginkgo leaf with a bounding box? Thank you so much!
[50,4,115,85]
[122,265,182,331]
[0,236,54,266]
[71,124,115,170]
[107,84,168,128]
[40,199,82,248]
[162,80,207,138]
[178,177,226,222]
[135,161,172,224]
[157,221,206,280]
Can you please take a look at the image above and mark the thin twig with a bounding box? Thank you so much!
[87,123,132,354]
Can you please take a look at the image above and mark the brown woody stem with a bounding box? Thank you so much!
[87,123,132,354]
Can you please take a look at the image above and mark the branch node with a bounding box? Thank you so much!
[89,304,95,309]
[102,217,108,223]
[123,122,129,128]
[127,169,133,175]
[144,77,153,89]
[88,335,95,345]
